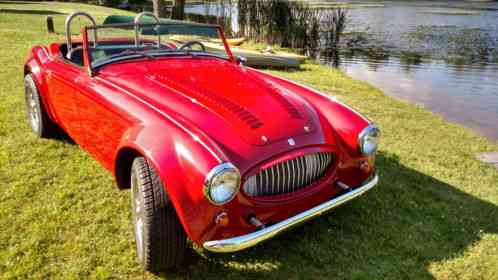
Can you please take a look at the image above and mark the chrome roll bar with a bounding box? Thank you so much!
[134,12,161,48]
[65,12,98,55]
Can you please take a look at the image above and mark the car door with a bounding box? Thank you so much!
[45,59,86,144]
[70,74,132,171]
[47,50,130,170]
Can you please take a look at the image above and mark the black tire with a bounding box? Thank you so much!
[130,157,187,271]
[24,74,57,138]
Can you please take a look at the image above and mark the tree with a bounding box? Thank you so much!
[152,0,185,20]
[152,0,168,18]
[171,0,185,20]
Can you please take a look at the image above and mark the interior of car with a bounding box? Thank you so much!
[60,41,171,66]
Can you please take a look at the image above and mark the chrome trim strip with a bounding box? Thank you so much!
[288,159,292,192]
[264,168,268,195]
[276,165,280,195]
[203,174,379,253]
[291,158,296,191]
[300,156,306,187]
[315,154,319,179]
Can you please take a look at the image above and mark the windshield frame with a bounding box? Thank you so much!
[81,22,235,75]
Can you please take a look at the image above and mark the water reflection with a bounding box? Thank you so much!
[337,55,498,141]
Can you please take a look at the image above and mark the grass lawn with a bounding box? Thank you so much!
[1,2,498,279]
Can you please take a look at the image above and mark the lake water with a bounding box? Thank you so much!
[185,1,498,141]
[334,1,498,141]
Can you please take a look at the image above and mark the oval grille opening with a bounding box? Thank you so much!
[243,152,334,197]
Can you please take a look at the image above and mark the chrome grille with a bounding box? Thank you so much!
[243,152,334,197]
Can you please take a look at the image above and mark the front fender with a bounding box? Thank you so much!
[114,121,229,243]
[251,69,374,187]
[24,46,57,121]
[251,69,371,156]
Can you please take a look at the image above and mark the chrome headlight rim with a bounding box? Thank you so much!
[358,124,380,156]
[203,162,241,205]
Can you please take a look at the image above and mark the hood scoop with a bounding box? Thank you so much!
[250,75,303,120]
[148,73,263,130]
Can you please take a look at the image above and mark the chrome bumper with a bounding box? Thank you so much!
[203,174,379,253]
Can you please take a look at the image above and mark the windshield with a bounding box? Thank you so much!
[84,21,233,68]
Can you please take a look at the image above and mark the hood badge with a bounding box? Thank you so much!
[261,135,268,143]
[288,138,296,146]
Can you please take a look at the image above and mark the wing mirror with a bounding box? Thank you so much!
[236,56,247,66]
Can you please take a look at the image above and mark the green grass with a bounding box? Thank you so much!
[1,2,498,279]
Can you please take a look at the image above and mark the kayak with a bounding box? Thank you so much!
[203,42,305,68]
[169,35,306,68]
[217,37,246,46]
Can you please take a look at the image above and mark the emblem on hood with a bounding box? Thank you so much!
[288,138,296,146]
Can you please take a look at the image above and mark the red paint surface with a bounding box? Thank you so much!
[24,34,374,244]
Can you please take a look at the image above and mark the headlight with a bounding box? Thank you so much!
[204,163,241,205]
[358,124,380,155]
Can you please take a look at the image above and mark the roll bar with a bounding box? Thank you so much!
[65,12,98,55]
[134,12,161,48]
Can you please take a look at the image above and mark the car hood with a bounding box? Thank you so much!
[99,57,323,147]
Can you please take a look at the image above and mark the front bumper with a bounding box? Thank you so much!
[203,173,379,253]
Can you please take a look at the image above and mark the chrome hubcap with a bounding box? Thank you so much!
[26,85,39,132]
[131,173,144,263]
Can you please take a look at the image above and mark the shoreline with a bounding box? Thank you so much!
[337,59,498,144]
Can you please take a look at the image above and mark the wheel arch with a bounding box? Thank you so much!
[114,146,143,189]
[24,64,31,76]
[113,123,224,243]
[24,46,57,122]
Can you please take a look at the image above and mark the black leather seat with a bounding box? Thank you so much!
[67,48,84,66]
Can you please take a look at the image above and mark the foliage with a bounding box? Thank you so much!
[237,0,346,55]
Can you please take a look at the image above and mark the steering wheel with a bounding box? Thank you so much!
[179,41,206,52]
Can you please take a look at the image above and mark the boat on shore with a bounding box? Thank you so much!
[215,37,246,46]
[203,42,305,68]
[169,35,306,68]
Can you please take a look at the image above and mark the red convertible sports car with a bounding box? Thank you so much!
[24,12,380,271]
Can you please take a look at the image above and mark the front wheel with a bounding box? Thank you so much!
[130,157,187,271]
[24,74,57,138]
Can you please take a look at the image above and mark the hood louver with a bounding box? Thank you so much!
[150,73,263,130]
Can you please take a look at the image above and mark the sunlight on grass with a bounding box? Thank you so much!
[429,234,498,279]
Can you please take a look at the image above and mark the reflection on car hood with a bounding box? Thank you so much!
[99,57,323,147]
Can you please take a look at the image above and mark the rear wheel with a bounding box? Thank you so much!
[24,74,57,138]
[130,157,187,271]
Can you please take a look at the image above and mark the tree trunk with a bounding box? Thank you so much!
[152,0,168,18]
[171,0,185,20]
